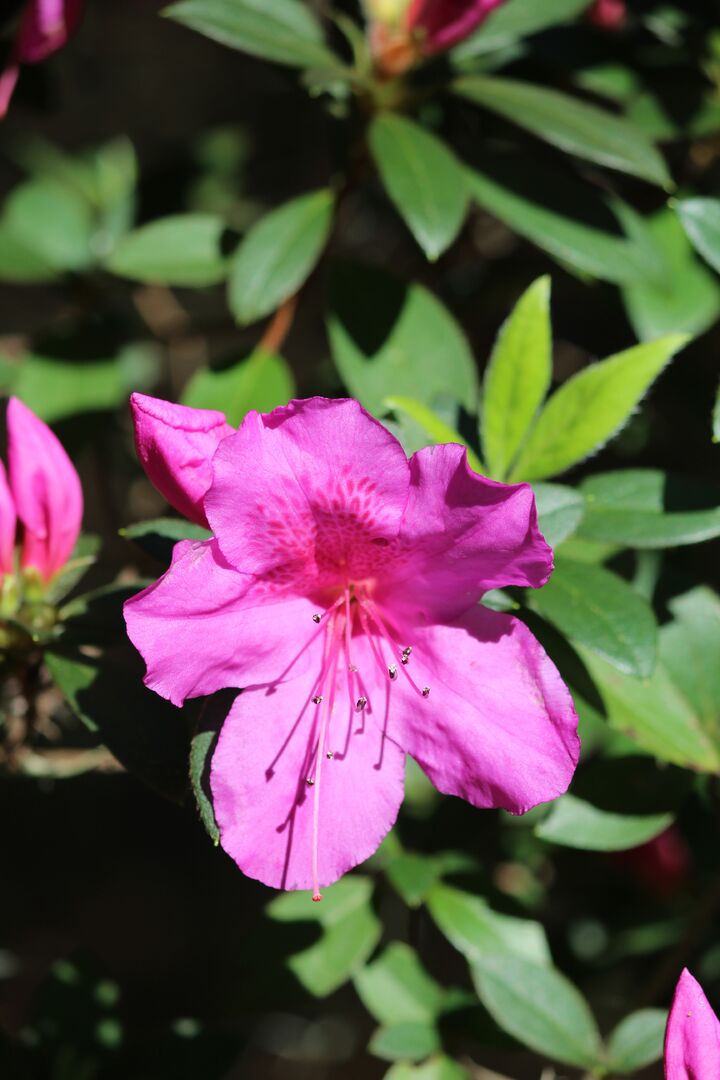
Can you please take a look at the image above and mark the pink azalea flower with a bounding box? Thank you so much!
[587,0,626,30]
[3,397,83,582]
[665,969,720,1078]
[0,0,84,118]
[124,395,579,898]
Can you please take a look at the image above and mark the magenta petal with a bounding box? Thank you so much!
[206,398,411,580]
[130,393,233,527]
[665,969,720,1079]
[389,605,579,813]
[0,460,17,577]
[7,397,83,581]
[211,663,406,890]
[407,0,507,52]
[124,538,322,707]
[381,443,552,622]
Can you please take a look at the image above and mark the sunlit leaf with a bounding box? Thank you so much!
[508,334,688,482]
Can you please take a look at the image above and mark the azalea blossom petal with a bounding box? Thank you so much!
[0,460,16,577]
[211,658,406,890]
[386,605,579,813]
[124,538,321,707]
[665,969,720,1080]
[7,397,83,581]
[130,393,233,527]
[206,397,411,584]
[407,0,506,52]
[380,443,552,622]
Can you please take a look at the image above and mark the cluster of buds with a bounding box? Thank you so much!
[0,0,84,117]
[365,0,507,77]
[0,398,83,646]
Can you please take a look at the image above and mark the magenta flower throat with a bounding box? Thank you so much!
[125,395,579,898]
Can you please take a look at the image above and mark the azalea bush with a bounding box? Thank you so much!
[1,1,720,1078]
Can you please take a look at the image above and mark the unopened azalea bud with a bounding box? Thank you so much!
[665,969,720,1077]
[365,0,411,26]
[367,0,509,76]
[6,397,83,583]
[587,0,626,30]
[614,825,690,896]
[0,0,85,118]
[0,460,16,584]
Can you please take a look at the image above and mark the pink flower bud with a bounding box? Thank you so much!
[6,397,83,582]
[665,969,720,1078]
[0,0,84,118]
[130,393,234,528]
[587,0,626,30]
[0,460,16,580]
[368,0,508,75]
[407,0,508,54]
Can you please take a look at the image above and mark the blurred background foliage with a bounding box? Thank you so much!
[1,0,720,1077]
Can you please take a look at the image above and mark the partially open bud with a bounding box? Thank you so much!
[365,0,508,77]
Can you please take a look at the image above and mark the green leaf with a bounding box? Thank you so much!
[580,646,720,773]
[606,1009,666,1074]
[188,690,237,845]
[508,334,688,482]
[0,348,157,424]
[622,209,720,341]
[676,197,720,274]
[453,0,590,59]
[228,189,333,325]
[328,264,477,417]
[121,517,210,563]
[267,877,381,997]
[355,944,445,1026]
[578,470,720,548]
[465,161,659,286]
[530,557,657,678]
[482,276,552,479]
[532,483,584,548]
[120,518,211,544]
[190,730,220,843]
[0,226,58,283]
[369,114,468,261]
[660,589,720,743]
[472,956,602,1070]
[455,76,671,187]
[106,214,229,286]
[535,794,672,852]
[183,350,294,424]
[385,853,444,908]
[385,1058,469,1080]
[163,0,337,68]
[383,397,484,473]
[714,381,720,443]
[426,883,551,966]
[369,1023,441,1063]
[3,177,95,272]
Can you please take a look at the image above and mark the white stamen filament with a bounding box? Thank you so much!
[303,588,430,902]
